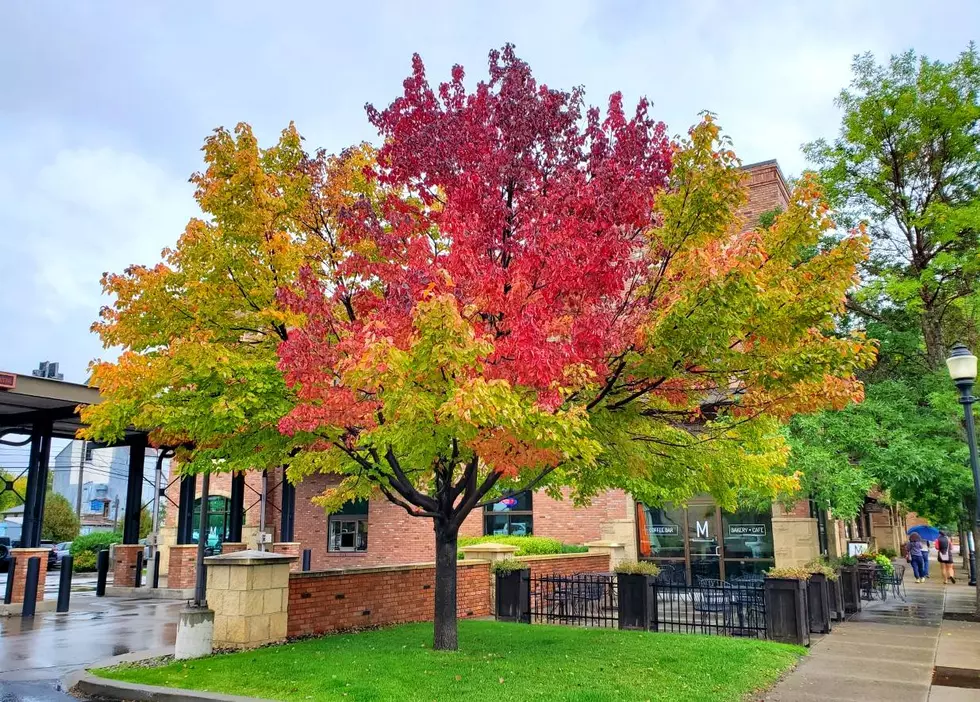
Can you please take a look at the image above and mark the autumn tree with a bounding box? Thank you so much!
[277,46,874,650]
[80,124,378,474]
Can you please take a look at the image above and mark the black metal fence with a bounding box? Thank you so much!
[651,579,767,639]
[520,572,768,639]
[529,573,618,628]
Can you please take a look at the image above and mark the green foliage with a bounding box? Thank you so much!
[561,544,590,554]
[879,547,898,560]
[72,550,97,572]
[613,560,661,576]
[0,471,27,514]
[70,531,121,558]
[766,566,812,580]
[95,621,805,702]
[805,559,839,581]
[457,535,564,557]
[489,558,528,574]
[837,556,858,567]
[41,492,80,543]
[757,207,784,230]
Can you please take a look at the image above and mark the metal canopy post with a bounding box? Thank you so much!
[280,473,295,543]
[176,474,196,545]
[122,434,148,544]
[21,417,53,548]
[228,472,245,543]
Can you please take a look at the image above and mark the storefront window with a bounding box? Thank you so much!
[722,508,774,559]
[328,500,368,552]
[484,492,533,536]
[636,505,686,558]
[191,496,233,551]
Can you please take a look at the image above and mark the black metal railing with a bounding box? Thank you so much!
[528,573,618,628]
[651,578,768,639]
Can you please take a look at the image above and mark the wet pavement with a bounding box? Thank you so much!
[0,594,181,700]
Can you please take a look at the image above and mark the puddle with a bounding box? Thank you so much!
[933,666,980,689]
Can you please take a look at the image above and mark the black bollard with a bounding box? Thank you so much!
[57,555,73,612]
[302,549,312,572]
[3,556,16,605]
[151,551,160,589]
[96,549,109,597]
[134,550,143,588]
[22,556,40,617]
[970,550,977,587]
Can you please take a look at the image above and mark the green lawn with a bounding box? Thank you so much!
[95,621,803,701]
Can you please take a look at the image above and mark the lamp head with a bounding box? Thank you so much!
[947,343,978,386]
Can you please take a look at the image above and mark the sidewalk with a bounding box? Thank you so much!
[764,577,945,702]
[931,585,980,701]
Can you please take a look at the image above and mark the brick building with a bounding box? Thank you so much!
[158,159,845,583]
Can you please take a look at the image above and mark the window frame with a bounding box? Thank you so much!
[483,492,533,536]
[328,500,369,553]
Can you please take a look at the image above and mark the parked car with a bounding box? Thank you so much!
[0,537,13,573]
[40,541,57,570]
[52,542,72,568]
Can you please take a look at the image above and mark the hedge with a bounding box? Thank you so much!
[458,535,587,558]
[70,532,122,571]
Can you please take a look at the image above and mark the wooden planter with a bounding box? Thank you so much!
[617,573,654,631]
[839,565,862,614]
[830,575,845,621]
[495,569,530,623]
[806,573,832,634]
[764,577,811,646]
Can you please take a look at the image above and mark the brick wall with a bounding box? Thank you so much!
[112,544,143,588]
[286,561,490,638]
[519,552,611,579]
[168,544,199,590]
[531,489,631,544]
[740,161,790,229]
[8,549,48,603]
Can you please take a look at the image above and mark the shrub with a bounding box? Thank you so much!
[70,532,121,559]
[805,559,839,581]
[458,535,564,557]
[72,550,97,572]
[837,556,858,567]
[874,553,895,575]
[561,544,589,554]
[613,560,660,576]
[765,566,811,580]
[878,547,898,560]
[490,558,529,574]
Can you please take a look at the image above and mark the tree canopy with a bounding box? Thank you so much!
[41,491,80,543]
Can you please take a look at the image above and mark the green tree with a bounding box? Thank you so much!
[804,44,980,369]
[41,492,80,542]
[0,471,27,514]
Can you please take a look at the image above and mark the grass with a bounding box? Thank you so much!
[95,621,804,701]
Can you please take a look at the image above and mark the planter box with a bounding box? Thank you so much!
[839,565,862,614]
[495,569,529,623]
[617,573,654,631]
[764,577,810,646]
[830,575,845,621]
[806,573,832,634]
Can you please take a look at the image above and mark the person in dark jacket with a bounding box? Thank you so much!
[907,532,926,583]
[937,530,956,584]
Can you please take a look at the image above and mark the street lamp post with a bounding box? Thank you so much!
[947,343,980,607]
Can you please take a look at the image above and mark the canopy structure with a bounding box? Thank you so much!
[0,371,149,547]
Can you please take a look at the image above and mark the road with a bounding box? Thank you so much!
[0,591,181,701]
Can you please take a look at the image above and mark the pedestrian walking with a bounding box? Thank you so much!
[937,530,956,584]
[907,532,926,583]
[922,537,931,578]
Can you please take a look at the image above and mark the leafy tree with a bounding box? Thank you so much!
[804,44,980,369]
[80,124,378,474]
[41,491,80,542]
[278,47,873,649]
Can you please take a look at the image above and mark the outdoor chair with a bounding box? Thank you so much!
[879,564,906,601]
[569,575,608,616]
[692,579,735,634]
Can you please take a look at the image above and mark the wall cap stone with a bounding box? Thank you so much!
[583,540,624,548]
[204,549,296,566]
[518,552,604,562]
[289,560,489,579]
[460,543,519,555]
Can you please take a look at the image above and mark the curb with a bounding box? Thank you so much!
[61,649,275,702]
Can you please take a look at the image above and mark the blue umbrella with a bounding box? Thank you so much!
[908,524,940,541]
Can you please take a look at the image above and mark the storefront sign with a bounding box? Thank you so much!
[648,524,679,536]
[727,524,767,538]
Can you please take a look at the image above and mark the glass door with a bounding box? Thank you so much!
[688,503,721,583]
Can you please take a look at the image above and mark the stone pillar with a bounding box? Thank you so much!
[205,550,295,649]
[221,542,247,554]
[112,544,144,588]
[584,540,626,570]
[8,548,49,603]
[271,542,301,572]
[168,544,200,590]
[157,526,176,576]
[460,543,518,615]
[772,503,819,568]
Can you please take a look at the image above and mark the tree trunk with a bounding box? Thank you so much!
[962,526,970,570]
[433,522,459,651]
[921,306,945,371]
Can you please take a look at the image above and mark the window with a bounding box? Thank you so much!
[191,496,234,550]
[84,443,94,462]
[637,505,686,559]
[484,492,532,536]
[329,500,368,552]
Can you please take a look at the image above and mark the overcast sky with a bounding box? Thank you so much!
[1,1,977,383]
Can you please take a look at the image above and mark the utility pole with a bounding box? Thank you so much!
[112,495,120,531]
[75,440,87,518]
